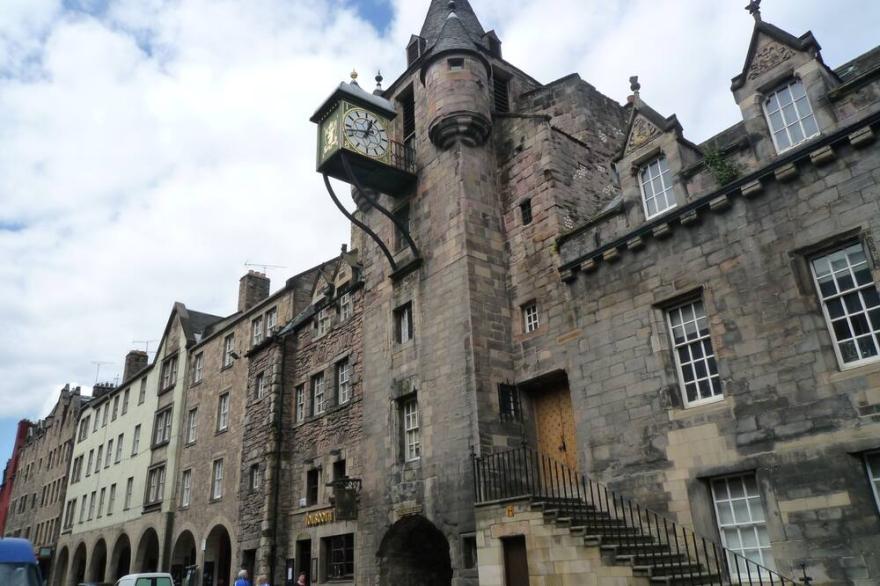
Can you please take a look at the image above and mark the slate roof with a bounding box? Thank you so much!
[835,44,880,83]
[431,10,480,55]
[420,0,485,46]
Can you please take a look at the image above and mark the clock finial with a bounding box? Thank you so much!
[350,69,359,86]
[745,0,762,21]
[375,70,384,91]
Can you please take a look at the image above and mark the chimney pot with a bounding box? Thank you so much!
[239,271,271,313]
[123,350,149,382]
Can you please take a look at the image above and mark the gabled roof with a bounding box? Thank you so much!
[420,0,485,46]
[614,97,694,162]
[731,20,822,90]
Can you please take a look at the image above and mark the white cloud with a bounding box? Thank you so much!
[1,0,878,421]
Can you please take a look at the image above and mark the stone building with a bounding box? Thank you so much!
[0,420,31,536]
[3,384,87,580]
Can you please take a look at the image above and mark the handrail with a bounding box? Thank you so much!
[473,446,797,585]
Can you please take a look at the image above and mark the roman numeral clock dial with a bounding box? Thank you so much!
[343,108,389,159]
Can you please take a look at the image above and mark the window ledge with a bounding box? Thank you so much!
[221,364,234,372]
[215,428,229,436]
[293,503,331,516]
[826,358,880,383]
[190,381,203,388]
[667,395,732,422]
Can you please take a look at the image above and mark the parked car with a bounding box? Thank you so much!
[78,582,114,586]
[115,573,174,586]
[0,538,42,586]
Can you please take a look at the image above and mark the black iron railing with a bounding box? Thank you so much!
[389,139,416,174]
[473,446,797,585]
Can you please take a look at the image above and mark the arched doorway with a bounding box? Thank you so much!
[171,531,198,585]
[377,516,452,586]
[110,534,132,581]
[135,528,160,573]
[88,539,107,582]
[203,525,232,586]
[69,543,87,586]
[52,546,69,586]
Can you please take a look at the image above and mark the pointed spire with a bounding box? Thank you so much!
[420,0,485,45]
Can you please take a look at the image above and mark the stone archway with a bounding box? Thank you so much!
[52,546,69,586]
[69,543,87,586]
[135,528,161,573]
[110,534,132,581]
[171,531,198,585]
[377,515,452,586]
[204,525,232,586]
[87,538,107,582]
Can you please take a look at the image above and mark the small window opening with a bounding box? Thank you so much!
[520,199,533,225]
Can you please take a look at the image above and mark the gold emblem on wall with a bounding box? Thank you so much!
[322,119,338,157]
[305,509,335,527]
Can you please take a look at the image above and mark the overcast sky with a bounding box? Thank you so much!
[1,0,878,465]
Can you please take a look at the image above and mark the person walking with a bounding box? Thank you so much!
[234,569,252,586]
[256,575,270,586]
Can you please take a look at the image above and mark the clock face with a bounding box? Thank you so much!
[343,108,389,158]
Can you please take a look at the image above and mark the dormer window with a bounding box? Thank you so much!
[639,155,676,219]
[406,37,426,67]
[763,79,819,153]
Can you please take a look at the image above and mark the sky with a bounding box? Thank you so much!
[0,0,878,468]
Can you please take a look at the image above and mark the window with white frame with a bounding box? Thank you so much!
[105,439,113,467]
[97,488,105,518]
[764,79,819,153]
[192,352,204,385]
[161,355,178,390]
[256,372,267,400]
[223,334,235,368]
[124,477,133,510]
[667,299,723,407]
[266,307,278,333]
[312,373,325,416]
[211,459,224,500]
[395,303,414,343]
[711,474,774,573]
[252,316,264,346]
[87,491,96,520]
[181,469,192,507]
[639,155,676,219]
[186,408,198,444]
[217,393,230,431]
[132,425,141,456]
[403,398,421,462]
[522,302,540,334]
[112,396,119,421]
[249,464,262,491]
[146,465,165,505]
[337,359,351,405]
[115,434,123,463]
[107,484,116,516]
[865,452,880,513]
[102,404,108,426]
[78,417,89,442]
[340,292,354,321]
[138,378,147,404]
[122,388,129,415]
[316,308,332,337]
[811,243,880,367]
[94,446,102,474]
[153,408,173,446]
[295,384,306,423]
[79,496,87,523]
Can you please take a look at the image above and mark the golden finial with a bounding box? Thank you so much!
[350,69,359,81]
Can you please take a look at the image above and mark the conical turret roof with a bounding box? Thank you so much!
[420,0,486,45]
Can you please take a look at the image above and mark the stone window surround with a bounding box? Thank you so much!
[180,468,192,509]
[160,352,179,393]
[639,154,677,220]
[185,407,198,445]
[191,352,204,386]
[144,462,166,508]
[210,458,224,502]
[152,406,173,448]
[761,77,820,155]
[394,301,415,346]
[521,300,540,335]
[216,391,231,433]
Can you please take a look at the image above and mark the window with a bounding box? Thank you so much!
[63,499,76,530]
[94,446,103,474]
[266,307,278,333]
[337,359,352,405]
[711,474,774,573]
[146,466,166,505]
[252,316,264,346]
[494,74,510,114]
[811,243,880,368]
[86,450,94,477]
[78,418,89,442]
[520,199,533,226]
[448,57,464,71]
[122,388,129,415]
[124,477,134,510]
[311,373,326,416]
[256,372,267,400]
[668,299,722,407]
[522,302,539,334]
[192,353,204,385]
[102,405,108,427]
[107,484,116,516]
[249,464,262,491]
[462,535,478,570]
[112,396,119,421]
[132,425,141,456]
[105,439,113,467]
[498,384,521,422]
[306,468,320,506]
[181,470,192,507]
[115,434,124,463]
[401,86,416,146]
[393,205,411,252]
[325,534,355,580]
[161,355,178,390]
[403,399,421,462]
[295,385,306,423]
[223,334,235,368]
[764,79,819,153]
[340,293,354,321]
[316,308,332,337]
[639,155,675,219]
[186,408,198,444]
[79,496,87,523]
[153,408,173,446]
[217,393,230,431]
[866,452,880,513]
[395,302,414,344]
[333,459,347,482]
[138,378,147,404]
[211,459,224,500]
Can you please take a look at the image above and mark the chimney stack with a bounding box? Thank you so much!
[238,271,271,313]
[92,382,115,400]
[123,350,149,382]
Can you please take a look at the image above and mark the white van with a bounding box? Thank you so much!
[115,574,173,586]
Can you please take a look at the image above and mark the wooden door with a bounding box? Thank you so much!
[502,536,530,586]
[532,386,578,470]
